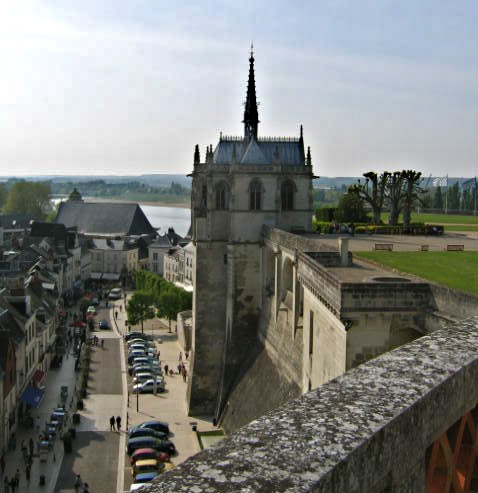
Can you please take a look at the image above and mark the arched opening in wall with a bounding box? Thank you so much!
[389,325,424,349]
[249,179,263,211]
[281,179,296,210]
[281,258,293,308]
[265,250,275,297]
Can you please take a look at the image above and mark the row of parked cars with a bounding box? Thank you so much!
[125,332,175,491]
[126,332,165,394]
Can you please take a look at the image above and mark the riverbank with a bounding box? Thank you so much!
[83,197,190,208]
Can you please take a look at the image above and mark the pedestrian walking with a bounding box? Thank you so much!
[14,469,19,488]
[4,475,9,493]
[185,351,189,360]
[9,478,15,493]
[178,352,182,361]
[74,474,82,493]
[177,363,182,375]
[116,415,121,432]
[182,365,187,382]
[25,464,30,481]
[83,482,90,493]
[109,416,115,431]
[115,311,118,319]
[164,364,169,375]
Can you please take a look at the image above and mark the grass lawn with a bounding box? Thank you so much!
[380,212,478,225]
[356,251,478,295]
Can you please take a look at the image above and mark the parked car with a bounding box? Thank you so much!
[128,427,168,441]
[129,448,169,466]
[132,459,163,480]
[87,306,96,314]
[132,372,153,384]
[128,351,147,365]
[99,319,109,330]
[128,340,155,350]
[135,420,170,435]
[109,287,122,300]
[129,343,147,352]
[125,332,153,342]
[130,483,153,492]
[127,436,175,456]
[133,472,159,483]
[133,378,165,394]
[131,365,162,378]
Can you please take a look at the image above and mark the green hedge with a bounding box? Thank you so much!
[313,221,444,235]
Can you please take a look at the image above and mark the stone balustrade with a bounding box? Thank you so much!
[147,316,478,492]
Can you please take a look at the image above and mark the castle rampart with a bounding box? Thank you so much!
[147,316,478,492]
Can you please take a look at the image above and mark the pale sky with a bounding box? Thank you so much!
[0,1,477,178]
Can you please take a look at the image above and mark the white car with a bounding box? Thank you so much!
[108,288,122,300]
[133,378,165,394]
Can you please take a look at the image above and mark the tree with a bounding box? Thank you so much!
[386,171,406,225]
[349,172,389,224]
[0,184,7,211]
[126,291,155,333]
[433,187,444,210]
[157,290,181,333]
[401,170,423,229]
[3,181,52,219]
[447,182,460,211]
[334,191,368,223]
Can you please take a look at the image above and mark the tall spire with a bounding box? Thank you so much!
[243,43,259,139]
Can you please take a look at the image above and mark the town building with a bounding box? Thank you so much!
[148,227,185,276]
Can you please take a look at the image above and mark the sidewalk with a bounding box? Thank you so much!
[2,334,79,492]
[112,293,217,492]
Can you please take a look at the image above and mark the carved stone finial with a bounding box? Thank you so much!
[194,144,200,166]
[306,146,312,166]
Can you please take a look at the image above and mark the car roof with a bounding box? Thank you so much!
[140,420,168,427]
[136,472,158,482]
[132,448,156,455]
[134,459,159,467]
[128,436,160,444]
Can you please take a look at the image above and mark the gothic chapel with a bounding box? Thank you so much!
[188,50,315,418]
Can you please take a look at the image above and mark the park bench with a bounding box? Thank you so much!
[374,243,393,251]
[420,245,429,251]
[445,244,464,251]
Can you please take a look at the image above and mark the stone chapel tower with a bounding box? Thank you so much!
[187,49,314,418]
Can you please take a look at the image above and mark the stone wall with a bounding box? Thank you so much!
[176,310,192,352]
[148,316,478,493]
[429,283,478,319]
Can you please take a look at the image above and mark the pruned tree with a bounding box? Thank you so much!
[386,171,406,225]
[126,290,155,333]
[402,170,423,229]
[349,171,389,224]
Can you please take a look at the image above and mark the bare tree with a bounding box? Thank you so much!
[402,170,424,229]
[349,171,390,224]
[386,171,406,225]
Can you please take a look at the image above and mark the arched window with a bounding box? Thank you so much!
[215,182,227,210]
[249,180,262,211]
[281,180,295,210]
[201,185,207,208]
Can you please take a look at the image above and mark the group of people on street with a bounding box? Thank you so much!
[74,473,89,493]
[109,415,122,432]
[3,469,20,493]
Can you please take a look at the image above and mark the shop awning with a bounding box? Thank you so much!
[102,273,121,281]
[90,272,103,280]
[32,369,45,384]
[20,385,44,408]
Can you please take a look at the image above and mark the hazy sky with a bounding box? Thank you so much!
[1,1,477,178]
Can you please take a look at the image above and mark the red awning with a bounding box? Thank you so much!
[33,369,45,384]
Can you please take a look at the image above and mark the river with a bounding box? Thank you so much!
[140,204,190,237]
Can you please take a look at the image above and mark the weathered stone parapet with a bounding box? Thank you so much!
[148,316,478,492]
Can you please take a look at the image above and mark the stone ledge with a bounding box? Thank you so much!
[148,316,478,492]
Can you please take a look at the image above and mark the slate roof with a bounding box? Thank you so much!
[55,201,156,237]
[0,214,34,229]
[213,136,305,166]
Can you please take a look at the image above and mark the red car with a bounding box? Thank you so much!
[129,448,169,465]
